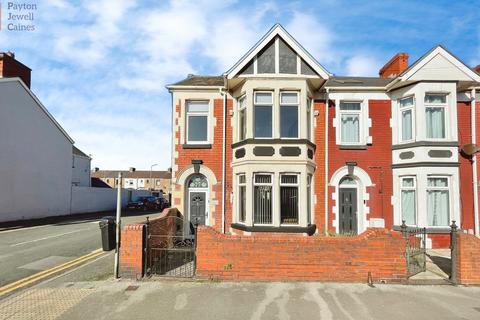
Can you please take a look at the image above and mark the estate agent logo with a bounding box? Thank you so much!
[1,2,37,31]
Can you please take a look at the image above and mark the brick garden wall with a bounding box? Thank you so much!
[196,226,407,283]
[119,208,179,279]
[456,232,480,285]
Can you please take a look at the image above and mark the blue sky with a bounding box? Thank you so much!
[1,0,479,170]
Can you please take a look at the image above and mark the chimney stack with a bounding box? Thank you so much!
[0,52,32,88]
[379,53,409,78]
[474,65,480,73]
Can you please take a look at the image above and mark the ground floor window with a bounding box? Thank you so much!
[280,174,299,224]
[253,174,273,224]
[238,174,246,223]
[401,177,416,225]
[427,177,449,226]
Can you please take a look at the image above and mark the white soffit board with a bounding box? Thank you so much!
[225,24,331,80]
[403,46,480,82]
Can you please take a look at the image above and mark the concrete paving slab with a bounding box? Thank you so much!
[4,281,478,320]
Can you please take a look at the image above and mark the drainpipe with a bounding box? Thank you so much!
[221,88,227,234]
[472,88,479,236]
[324,89,329,235]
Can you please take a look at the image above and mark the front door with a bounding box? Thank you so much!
[189,192,206,225]
[339,188,357,234]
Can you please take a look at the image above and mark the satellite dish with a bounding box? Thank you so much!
[461,144,480,156]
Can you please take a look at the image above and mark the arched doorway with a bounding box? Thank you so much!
[338,176,358,234]
[187,174,208,226]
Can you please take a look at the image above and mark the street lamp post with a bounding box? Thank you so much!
[150,164,158,190]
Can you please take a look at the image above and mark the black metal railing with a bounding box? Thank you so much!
[400,221,427,277]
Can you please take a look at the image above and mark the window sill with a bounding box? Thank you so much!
[232,138,316,150]
[339,145,368,150]
[392,225,452,233]
[231,223,316,236]
[182,144,212,149]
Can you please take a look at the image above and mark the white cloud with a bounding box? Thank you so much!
[345,55,382,76]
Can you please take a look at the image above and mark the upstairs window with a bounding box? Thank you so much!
[339,102,361,144]
[238,96,247,141]
[254,92,273,138]
[257,40,275,74]
[279,38,297,74]
[399,96,414,142]
[425,94,447,139]
[280,92,299,138]
[401,177,416,225]
[307,98,312,141]
[427,177,450,226]
[186,101,209,143]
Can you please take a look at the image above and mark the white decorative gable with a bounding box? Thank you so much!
[401,46,480,82]
[225,24,331,80]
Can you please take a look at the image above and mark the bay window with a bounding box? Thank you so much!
[401,177,416,225]
[186,101,209,143]
[427,177,450,226]
[238,174,246,223]
[339,102,361,144]
[280,92,299,138]
[238,96,246,141]
[253,174,273,224]
[254,92,273,138]
[425,94,447,139]
[280,174,299,224]
[399,96,414,142]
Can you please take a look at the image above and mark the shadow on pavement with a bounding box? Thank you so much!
[0,209,164,232]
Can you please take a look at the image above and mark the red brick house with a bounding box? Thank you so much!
[167,24,480,248]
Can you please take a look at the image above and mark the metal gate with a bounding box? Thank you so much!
[400,222,427,277]
[144,216,196,278]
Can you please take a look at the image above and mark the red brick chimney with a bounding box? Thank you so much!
[474,65,480,73]
[379,53,409,78]
[0,52,32,88]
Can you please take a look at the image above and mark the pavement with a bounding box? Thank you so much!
[0,210,164,289]
[1,280,480,320]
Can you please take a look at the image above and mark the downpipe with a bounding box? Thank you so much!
[472,88,479,236]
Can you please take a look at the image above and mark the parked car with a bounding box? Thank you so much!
[127,196,157,211]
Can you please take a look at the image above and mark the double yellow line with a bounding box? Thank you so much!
[0,248,105,297]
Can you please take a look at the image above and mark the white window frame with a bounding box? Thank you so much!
[307,98,312,141]
[253,91,274,138]
[398,96,415,143]
[426,175,451,227]
[424,93,448,141]
[186,100,210,144]
[279,173,300,225]
[279,91,300,139]
[253,172,274,225]
[338,101,363,145]
[307,174,313,225]
[237,173,246,224]
[237,95,247,142]
[400,176,417,226]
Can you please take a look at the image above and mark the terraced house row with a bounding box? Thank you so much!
[167,24,480,249]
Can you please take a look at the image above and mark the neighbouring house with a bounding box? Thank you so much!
[167,24,480,248]
[0,52,146,222]
[91,170,171,197]
[72,146,91,187]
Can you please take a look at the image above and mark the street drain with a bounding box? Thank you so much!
[125,285,139,291]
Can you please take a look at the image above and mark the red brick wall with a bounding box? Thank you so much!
[196,226,407,283]
[456,232,480,285]
[313,101,326,232]
[457,102,475,232]
[119,208,179,279]
[328,100,393,231]
[174,98,233,232]
[429,234,451,249]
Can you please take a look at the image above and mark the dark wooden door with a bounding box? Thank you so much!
[339,188,357,234]
[189,192,206,225]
